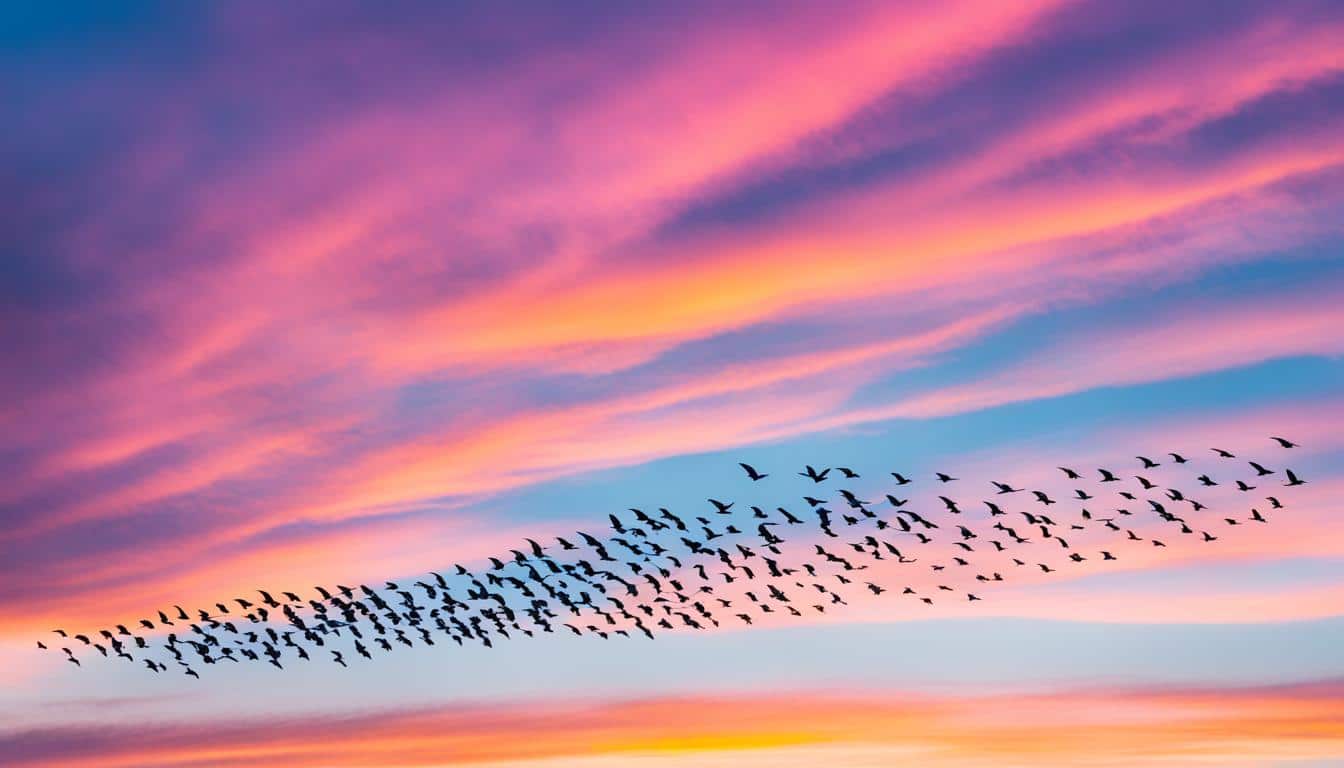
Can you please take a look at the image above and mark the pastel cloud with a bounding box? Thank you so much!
[3,681,1342,767]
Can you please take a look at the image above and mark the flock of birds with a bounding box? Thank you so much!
[41,437,1308,679]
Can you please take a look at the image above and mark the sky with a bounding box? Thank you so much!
[2,1,1343,765]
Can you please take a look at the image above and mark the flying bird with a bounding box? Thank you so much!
[738,463,768,481]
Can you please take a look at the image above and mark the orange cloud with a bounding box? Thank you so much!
[4,682,1342,767]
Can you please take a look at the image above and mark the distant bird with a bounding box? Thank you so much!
[1270,436,1298,448]
[1211,448,1235,458]
[1137,456,1160,468]
[837,467,860,479]
[1248,461,1275,477]
[1058,467,1082,479]
[1168,453,1188,464]
[1284,469,1307,487]
[991,481,1022,494]
[799,465,830,483]
[891,472,912,485]
[738,463,768,481]
[935,472,957,483]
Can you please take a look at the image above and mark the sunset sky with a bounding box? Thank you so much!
[2,1,1343,765]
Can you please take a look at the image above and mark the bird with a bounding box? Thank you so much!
[1211,448,1235,458]
[1248,461,1275,477]
[799,465,830,483]
[1284,469,1307,487]
[1270,436,1298,448]
[1137,456,1160,468]
[891,472,912,485]
[935,472,957,483]
[991,481,1022,494]
[738,463,768,481]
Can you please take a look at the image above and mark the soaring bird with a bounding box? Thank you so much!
[1136,456,1160,468]
[890,472,912,485]
[1284,469,1307,487]
[1248,461,1275,477]
[799,465,830,483]
[738,463,768,481]
[935,472,958,483]
[1058,467,1082,479]
[1211,447,1235,458]
[1271,436,1298,448]
[991,481,1022,494]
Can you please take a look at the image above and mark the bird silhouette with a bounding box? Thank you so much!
[738,463,768,481]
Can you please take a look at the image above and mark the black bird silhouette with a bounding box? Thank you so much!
[1271,436,1298,448]
[991,481,1022,494]
[1212,448,1235,458]
[891,472,912,485]
[799,465,830,483]
[1169,453,1188,463]
[1058,467,1082,479]
[1137,456,1160,468]
[1284,469,1307,487]
[1248,461,1275,477]
[738,463,768,481]
[935,472,957,483]
[837,467,860,478]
